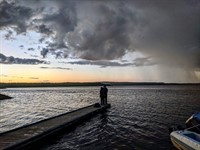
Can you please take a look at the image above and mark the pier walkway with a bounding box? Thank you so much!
[0,103,110,150]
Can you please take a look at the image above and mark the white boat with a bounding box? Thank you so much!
[170,112,200,150]
[170,129,200,150]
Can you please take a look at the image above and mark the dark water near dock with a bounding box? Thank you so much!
[1,85,200,149]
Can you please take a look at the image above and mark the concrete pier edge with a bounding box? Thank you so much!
[2,103,111,150]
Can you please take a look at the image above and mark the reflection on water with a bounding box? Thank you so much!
[0,87,98,132]
[1,85,200,149]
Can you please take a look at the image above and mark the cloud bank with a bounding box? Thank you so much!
[0,53,47,65]
[40,66,71,70]
[68,57,155,68]
[1,0,200,82]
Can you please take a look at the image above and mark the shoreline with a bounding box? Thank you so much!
[0,94,12,100]
[0,82,200,88]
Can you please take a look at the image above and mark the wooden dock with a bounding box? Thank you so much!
[0,103,111,150]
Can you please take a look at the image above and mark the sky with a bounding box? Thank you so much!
[0,0,200,83]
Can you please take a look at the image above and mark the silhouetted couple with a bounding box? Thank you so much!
[100,85,108,105]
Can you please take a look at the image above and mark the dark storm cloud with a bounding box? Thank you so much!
[0,53,47,64]
[36,24,52,36]
[0,0,32,33]
[40,66,71,70]
[68,2,139,60]
[30,0,77,51]
[1,0,200,61]
[68,0,200,67]
[1,0,200,81]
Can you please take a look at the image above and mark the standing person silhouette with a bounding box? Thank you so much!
[103,85,108,105]
[100,87,104,105]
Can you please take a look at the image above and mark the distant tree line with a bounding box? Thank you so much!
[0,82,200,88]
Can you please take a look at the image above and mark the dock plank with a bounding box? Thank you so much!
[0,104,110,150]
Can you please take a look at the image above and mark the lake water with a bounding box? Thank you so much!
[0,85,200,149]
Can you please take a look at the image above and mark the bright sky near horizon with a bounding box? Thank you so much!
[0,0,200,83]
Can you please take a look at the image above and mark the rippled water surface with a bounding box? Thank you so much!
[1,85,200,150]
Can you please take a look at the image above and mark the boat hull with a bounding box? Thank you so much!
[170,131,200,150]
